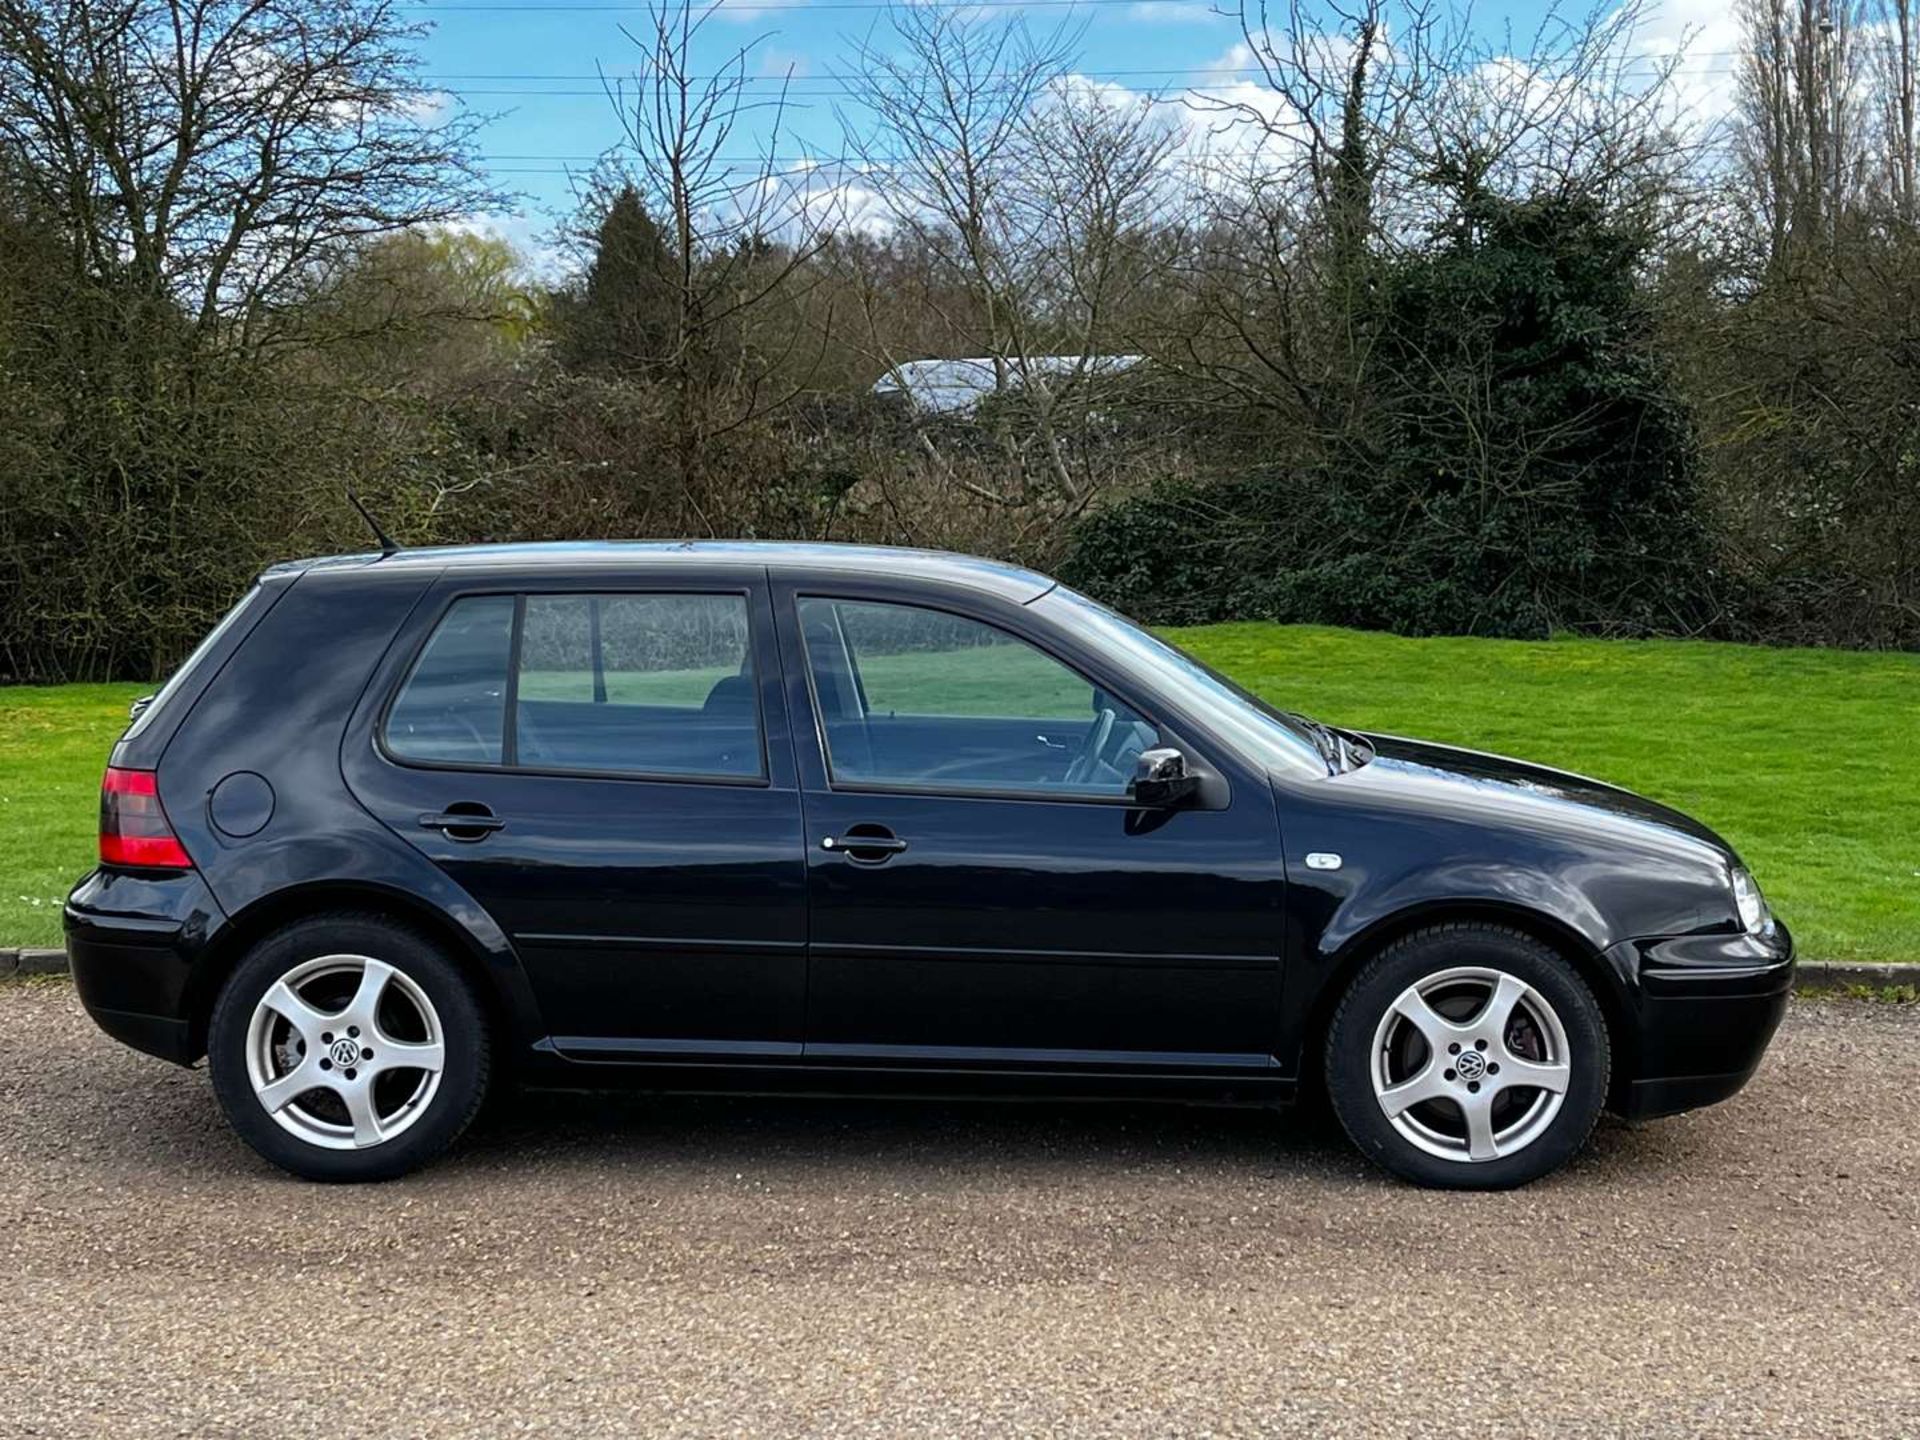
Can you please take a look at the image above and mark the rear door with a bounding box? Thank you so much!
[343,568,809,1060]
[774,578,1289,1071]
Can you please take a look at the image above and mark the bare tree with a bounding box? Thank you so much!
[1165,0,1703,427]
[0,0,498,351]
[1215,0,1699,248]
[1204,0,1461,247]
[838,8,1075,382]
[836,8,1177,523]
[1869,0,1920,224]
[596,0,838,513]
[1736,0,1872,266]
[1158,0,1451,446]
[1421,1,1700,209]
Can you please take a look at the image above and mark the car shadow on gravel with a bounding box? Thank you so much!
[90,1067,1698,1191]
[428,1083,1697,1190]
[36,1014,1702,1191]
[443,1084,1346,1177]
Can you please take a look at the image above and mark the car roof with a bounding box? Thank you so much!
[265,540,1059,604]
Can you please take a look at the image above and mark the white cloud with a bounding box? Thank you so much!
[1149,40,1312,185]
[802,177,894,237]
[1632,0,1747,128]
[444,211,566,281]
[393,89,454,126]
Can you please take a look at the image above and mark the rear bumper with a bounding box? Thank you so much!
[1608,925,1795,1121]
[64,868,226,1066]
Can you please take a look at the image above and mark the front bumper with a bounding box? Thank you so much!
[64,868,227,1066]
[1607,924,1795,1121]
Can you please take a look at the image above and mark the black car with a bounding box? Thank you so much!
[67,542,1792,1187]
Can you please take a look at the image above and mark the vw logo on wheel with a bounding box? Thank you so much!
[329,1038,361,1068]
[1455,1050,1487,1081]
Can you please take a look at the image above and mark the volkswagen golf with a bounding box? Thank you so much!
[66,542,1793,1187]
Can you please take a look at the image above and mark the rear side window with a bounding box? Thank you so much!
[386,591,762,779]
[386,595,516,765]
[514,594,760,778]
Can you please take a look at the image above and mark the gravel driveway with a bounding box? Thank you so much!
[2,979,1916,1438]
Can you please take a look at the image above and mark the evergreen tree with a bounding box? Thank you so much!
[554,186,679,376]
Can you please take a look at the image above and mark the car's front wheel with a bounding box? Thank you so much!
[208,913,491,1182]
[1325,924,1610,1189]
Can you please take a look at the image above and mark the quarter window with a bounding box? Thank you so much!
[386,595,516,765]
[797,597,1155,797]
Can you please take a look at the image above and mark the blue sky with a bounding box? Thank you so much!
[409,0,1738,268]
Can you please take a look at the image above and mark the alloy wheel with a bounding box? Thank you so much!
[244,953,447,1150]
[1368,965,1573,1163]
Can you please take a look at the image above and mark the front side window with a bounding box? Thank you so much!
[385,591,762,778]
[514,593,761,778]
[797,597,1155,797]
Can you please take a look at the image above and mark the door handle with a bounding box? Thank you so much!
[419,807,504,840]
[821,831,908,860]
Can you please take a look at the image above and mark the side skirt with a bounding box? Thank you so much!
[524,1040,1296,1106]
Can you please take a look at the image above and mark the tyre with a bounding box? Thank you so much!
[1324,924,1609,1190]
[208,913,491,1182]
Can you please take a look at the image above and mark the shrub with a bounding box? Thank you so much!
[1068,190,1721,639]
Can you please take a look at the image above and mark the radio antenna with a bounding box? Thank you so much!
[346,485,400,557]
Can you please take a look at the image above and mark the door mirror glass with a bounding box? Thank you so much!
[1130,746,1201,809]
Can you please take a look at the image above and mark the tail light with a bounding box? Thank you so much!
[100,767,193,869]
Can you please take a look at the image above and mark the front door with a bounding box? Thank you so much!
[775,584,1288,1071]
[344,575,808,1059]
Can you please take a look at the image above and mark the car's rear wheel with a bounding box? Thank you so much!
[1325,924,1609,1189]
[208,914,491,1182]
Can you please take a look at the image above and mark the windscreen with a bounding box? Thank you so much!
[1036,585,1325,776]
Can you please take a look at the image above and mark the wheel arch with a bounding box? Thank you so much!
[1294,899,1638,1106]
[186,881,530,1062]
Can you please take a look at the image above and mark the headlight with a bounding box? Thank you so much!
[1731,865,1771,935]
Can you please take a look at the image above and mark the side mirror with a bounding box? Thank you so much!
[1130,746,1201,809]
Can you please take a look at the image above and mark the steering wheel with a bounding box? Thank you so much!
[1063,706,1117,786]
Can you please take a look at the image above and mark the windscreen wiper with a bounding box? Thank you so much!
[1303,719,1374,773]
[1302,719,1344,774]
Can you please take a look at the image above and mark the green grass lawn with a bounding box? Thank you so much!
[1,683,148,952]
[3,625,1915,962]
[1172,624,1918,967]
